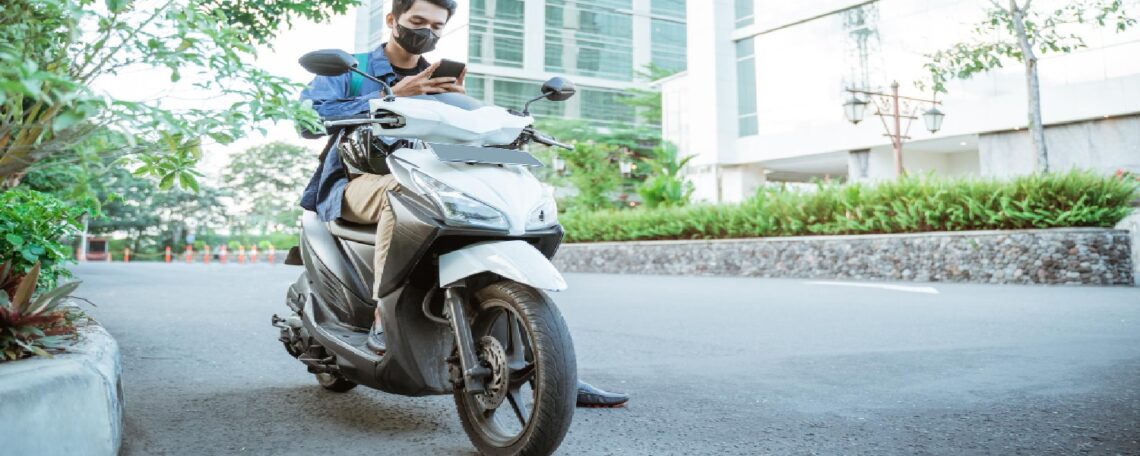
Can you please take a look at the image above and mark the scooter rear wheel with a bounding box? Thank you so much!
[453,281,576,456]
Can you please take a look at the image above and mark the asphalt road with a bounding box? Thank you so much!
[75,263,1140,455]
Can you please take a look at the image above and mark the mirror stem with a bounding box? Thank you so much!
[350,67,396,101]
[522,91,551,116]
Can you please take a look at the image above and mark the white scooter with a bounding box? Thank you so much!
[274,49,578,456]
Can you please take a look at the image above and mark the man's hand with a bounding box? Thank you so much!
[391,61,466,97]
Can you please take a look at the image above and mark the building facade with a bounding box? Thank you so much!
[666,0,1140,203]
[355,0,687,125]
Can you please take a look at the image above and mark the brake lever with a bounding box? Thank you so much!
[550,139,574,151]
[530,129,573,150]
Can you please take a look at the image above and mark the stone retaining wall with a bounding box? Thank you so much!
[552,228,1134,286]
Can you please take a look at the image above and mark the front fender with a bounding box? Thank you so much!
[439,240,567,291]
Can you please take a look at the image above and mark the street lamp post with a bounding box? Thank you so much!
[844,81,944,177]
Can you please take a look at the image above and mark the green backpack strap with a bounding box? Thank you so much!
[348,52,370,98]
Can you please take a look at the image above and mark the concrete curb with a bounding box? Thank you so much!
[0,315,123,456]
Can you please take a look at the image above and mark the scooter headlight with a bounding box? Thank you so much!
[410,169,509,230]
[526,197,559,230]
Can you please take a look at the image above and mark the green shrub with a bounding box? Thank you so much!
[562,171,1138,243]
[560,141,624,212]
[0,189,84,285]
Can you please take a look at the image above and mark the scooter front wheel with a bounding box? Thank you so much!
[453,281,577,456]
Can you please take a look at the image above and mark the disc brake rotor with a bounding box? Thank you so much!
[475,335,509,410]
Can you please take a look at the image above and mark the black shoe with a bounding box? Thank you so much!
[365,322,386,355]
[576,381,629,408]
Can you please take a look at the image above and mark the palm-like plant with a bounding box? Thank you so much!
[637,144,695,209]
[0,262,81,360]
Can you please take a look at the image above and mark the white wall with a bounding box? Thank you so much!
[668,0,1140,197]
[677,0,740,203]
[979,115,1140,177]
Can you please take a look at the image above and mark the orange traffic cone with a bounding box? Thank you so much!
[238,245,246,264]
[267,244,276,266]
[165,246,172,263]
[185,245,193,263]
[203,244,211,265]
[124,247,130,264]
[250,246,258,264]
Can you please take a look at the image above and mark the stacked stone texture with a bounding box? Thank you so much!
[552,229,1134,286]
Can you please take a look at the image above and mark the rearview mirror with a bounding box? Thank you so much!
[299,49,356,77]
[541,77,576,101]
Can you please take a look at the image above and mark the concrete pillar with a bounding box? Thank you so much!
[685,0,739,203]
[631,0,652,74]
[523,0,546,73]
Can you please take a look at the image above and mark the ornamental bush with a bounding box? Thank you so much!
[561,171,1138,243]
[0,189,84,285]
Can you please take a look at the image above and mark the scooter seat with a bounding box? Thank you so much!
[327,219,376,245]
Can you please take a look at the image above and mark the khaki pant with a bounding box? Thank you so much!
[341,174,401,299]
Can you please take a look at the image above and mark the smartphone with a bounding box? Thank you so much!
[431,59,466,80]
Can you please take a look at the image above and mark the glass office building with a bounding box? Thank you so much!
[356,0,687,126]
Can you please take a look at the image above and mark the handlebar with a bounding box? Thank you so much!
[526,128,574,150]
[322,114,401,129]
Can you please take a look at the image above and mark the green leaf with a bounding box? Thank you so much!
[178,173,200,192]
[52,111,84,131]
[11,263,40,311]
[5,233,24,247]
[31,281,81,315]
[106,0,128,13]
[159,173,176,190]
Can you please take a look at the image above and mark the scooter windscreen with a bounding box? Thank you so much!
[408,92,484,111]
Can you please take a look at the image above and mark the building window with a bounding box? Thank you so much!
[493,78,567,117]
[465,74,486,101]
[545,0,635,81]
[650,0,687,73]
[465,74,566,118]
[580,88,635,124]
[734,0,754,29]
[736,39,758,137]
[469,0,526,68]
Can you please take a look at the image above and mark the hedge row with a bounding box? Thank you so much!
[561,171,1138,243]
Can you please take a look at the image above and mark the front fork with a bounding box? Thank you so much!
[446,286,491,393]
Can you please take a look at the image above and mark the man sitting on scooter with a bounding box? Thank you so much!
[299,0,628,408]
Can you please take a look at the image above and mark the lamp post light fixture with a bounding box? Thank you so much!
[844,81,945,177]
[619,159,634,178]
[843,95,869,124]
[922,106,945,134]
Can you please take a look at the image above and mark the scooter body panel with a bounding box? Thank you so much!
[439,240,568,291]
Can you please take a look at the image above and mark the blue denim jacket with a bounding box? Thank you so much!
[298,45,428,222]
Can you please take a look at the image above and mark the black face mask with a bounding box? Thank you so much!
[394,23,440,55]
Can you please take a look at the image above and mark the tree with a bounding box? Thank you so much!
[223,141,316,234]
[922,0,1135,173]
[618,64,678,127]
[200,0,360,46]
[558,142,625,212]
[0,0,342,190]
